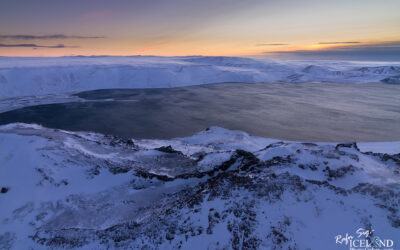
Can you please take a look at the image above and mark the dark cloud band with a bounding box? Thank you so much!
[318,41,360,44]
[256,43,289,46]
[0,34,105,40]
[0,43,79,48]
[263,41,400,61]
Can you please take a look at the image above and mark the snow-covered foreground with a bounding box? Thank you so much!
[0,123,399,249]
[1,56,400,99]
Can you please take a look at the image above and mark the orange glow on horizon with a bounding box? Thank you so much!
[0,39,399,57]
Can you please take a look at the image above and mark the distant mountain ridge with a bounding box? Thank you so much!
[0,56,399,99]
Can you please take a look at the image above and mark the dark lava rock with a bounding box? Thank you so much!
[335,142,359,151]
[263,141,287,150]
[381,75,400,84]
[135,170,175,181]
[109,166,131,174]
[301,142,318,147]
[1,187,9,194]
[155,145,183,154]
[126,139,135,146]
[324,165,357,179]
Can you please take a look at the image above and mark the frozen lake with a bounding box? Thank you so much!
[0,82,399,142]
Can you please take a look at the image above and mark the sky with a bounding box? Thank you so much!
[0,0,399,59]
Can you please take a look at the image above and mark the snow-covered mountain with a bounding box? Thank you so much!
[0,56,399,99]
[0,123,399,249]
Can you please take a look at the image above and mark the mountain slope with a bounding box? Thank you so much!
[0,124,399,249]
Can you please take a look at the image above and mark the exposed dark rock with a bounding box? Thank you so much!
[108,165,131,174]
[135,170,175,181]
[335,142,360,151]
[1,187,9,194]
[263,141,287,150]
[301,142,318,147]
[323,165,357,179]
[381,75,400,84]
[154,145,183,155]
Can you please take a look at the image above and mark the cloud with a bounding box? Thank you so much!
[0,34,105,40]
[256,43,289,46]
[263,41,400,61]
[0,43,79,48]
[318,41,360,44]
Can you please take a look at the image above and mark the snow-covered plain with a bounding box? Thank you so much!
[0,123,399,249]
[1,56,400,100]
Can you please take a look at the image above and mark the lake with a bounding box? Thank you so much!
[0,82,399,142]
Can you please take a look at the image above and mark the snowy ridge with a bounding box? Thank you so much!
[0,56,400,99]
[0,123,399,249]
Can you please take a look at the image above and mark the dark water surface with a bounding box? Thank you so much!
[1,82,399,142]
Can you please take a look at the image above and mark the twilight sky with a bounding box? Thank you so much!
[0,0,399,58]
